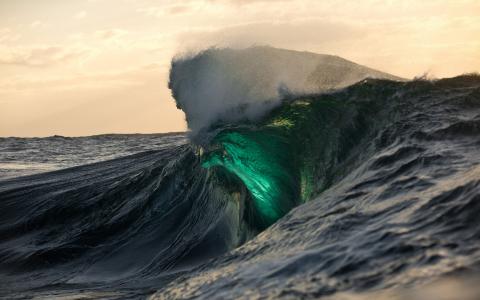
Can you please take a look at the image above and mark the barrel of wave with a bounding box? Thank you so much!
[201,128,299,228]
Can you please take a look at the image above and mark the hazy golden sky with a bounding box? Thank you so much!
[1,0,479,137]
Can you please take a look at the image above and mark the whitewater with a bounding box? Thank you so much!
[1,47,480,299]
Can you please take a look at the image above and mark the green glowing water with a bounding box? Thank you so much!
[201,93,382,228]
[202,129,297,227]
[201,100,318,227]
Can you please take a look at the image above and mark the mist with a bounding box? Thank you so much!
[168,46,402,133]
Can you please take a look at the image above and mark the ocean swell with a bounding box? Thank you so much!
[154,74,480,299]
[1,45,480,299]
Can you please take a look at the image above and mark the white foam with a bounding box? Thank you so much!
[168,46,401,133]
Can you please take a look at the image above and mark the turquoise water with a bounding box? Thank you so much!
[200,83,394,228]
[202,129,297,227]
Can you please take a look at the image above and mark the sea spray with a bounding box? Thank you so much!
[169,46,402,133]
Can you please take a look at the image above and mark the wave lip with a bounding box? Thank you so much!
[168,46,403,133]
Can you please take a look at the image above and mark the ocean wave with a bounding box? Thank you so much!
[1,65,479,299]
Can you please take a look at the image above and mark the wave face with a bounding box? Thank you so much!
[0,138,258,297]
[156,75,480,298]
[1,71,480,298]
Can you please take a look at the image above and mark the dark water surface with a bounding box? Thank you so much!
[0,133,187,180]
[1,76,480,299]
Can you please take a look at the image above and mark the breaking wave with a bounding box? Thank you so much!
[168,46,402,134]
[1,46,480,299]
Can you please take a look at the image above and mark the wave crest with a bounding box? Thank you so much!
[168,46,402,133]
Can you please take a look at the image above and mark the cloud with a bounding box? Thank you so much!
[0,45,88,67]
[137,4,193,17]
[136,7,161,17]
[0,63,167,92]
[136,0,203,18]
[74,11,87,19]
[176,19,363,49]
[167,5,191,14]
[0,63,185,137]
[208,0,289,5]
[0,28,20,43]
[93,28,128,40]
[30,21,47,29]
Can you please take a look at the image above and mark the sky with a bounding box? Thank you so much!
[0,0,479,137]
